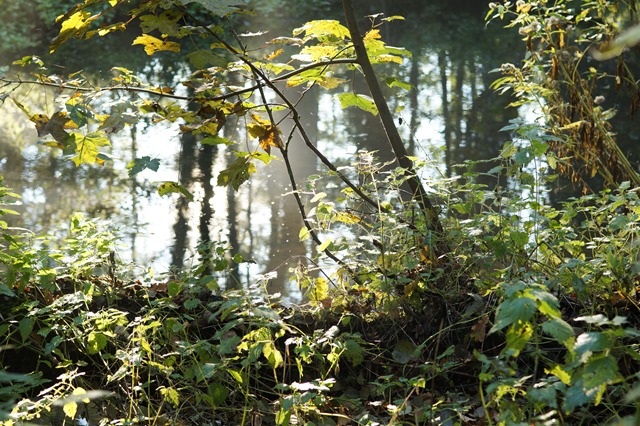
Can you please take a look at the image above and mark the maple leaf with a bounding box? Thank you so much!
[132,34,180,55]
[217,156,256,190]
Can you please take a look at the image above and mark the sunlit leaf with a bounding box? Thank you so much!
[337,93,378,115]
[489,296,537,334]
[157,181,194,201]
[70,132,111,166]
[293,20,350,41]
[160,387,180,408]
[132,34,180,56]
[87,332,107,354]
[217,156,256,190]
[51,11,94,53]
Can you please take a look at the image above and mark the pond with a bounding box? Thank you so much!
[3,0,632,300]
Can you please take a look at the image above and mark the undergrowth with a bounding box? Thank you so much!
[2,139,640,425]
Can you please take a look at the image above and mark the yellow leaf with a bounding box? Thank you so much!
[132,34,180,56]
[364,29,381,40]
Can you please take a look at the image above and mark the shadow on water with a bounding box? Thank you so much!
[0,0,564,300]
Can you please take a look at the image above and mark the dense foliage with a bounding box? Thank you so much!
[1,0,640,425]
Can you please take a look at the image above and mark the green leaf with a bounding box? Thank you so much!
[168,281,181,298]
[217,156,256,190]
[384,76,412,91]
[489,296,537,334]
[157,181,194,201]
[542,318,575,348]
[263,342,283,369]
[337,93,378,116]
[575,332,611,361]
[206,382,229,408]
[87,332,107,354]
[66,103,94,127]
[127,156,161,176]
[504,322,533,357]
[201,135,233,146]
[139,10,183,36]
[186,50,227,69]
[182,0,248,16]
[392,339,417,364]
[19,317,35,342]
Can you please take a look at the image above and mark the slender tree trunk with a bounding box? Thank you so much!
[341,0,449,256]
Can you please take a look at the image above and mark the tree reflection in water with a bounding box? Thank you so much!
[0,0,525,300]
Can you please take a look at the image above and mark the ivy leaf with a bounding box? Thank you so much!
[158,181,194,201]
[127,156,161,176]
[132,34,180,56]
[337,93,378,116]
[181,0,248,16]
[217,156,256,190]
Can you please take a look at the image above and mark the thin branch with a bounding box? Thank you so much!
[0,59,357,103]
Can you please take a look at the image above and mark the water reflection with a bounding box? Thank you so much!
[0,0,523,299]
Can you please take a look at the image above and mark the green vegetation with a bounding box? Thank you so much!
[1,0,640,424]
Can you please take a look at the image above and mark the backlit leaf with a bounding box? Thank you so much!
[70,132,111,166]
[132,34,180,56]
[127,156,161,176]
[217,156,256,190]
[158,181,194,201]
[186,50,227,69]
[51,11,94,53]
[337,93,378,115]
[293,20,350,41]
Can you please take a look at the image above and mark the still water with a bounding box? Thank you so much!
[0,1,543,298]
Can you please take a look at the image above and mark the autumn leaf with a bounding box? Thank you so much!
[50,10,95,53]
[132,34,180,55]
[70,132,111,166]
